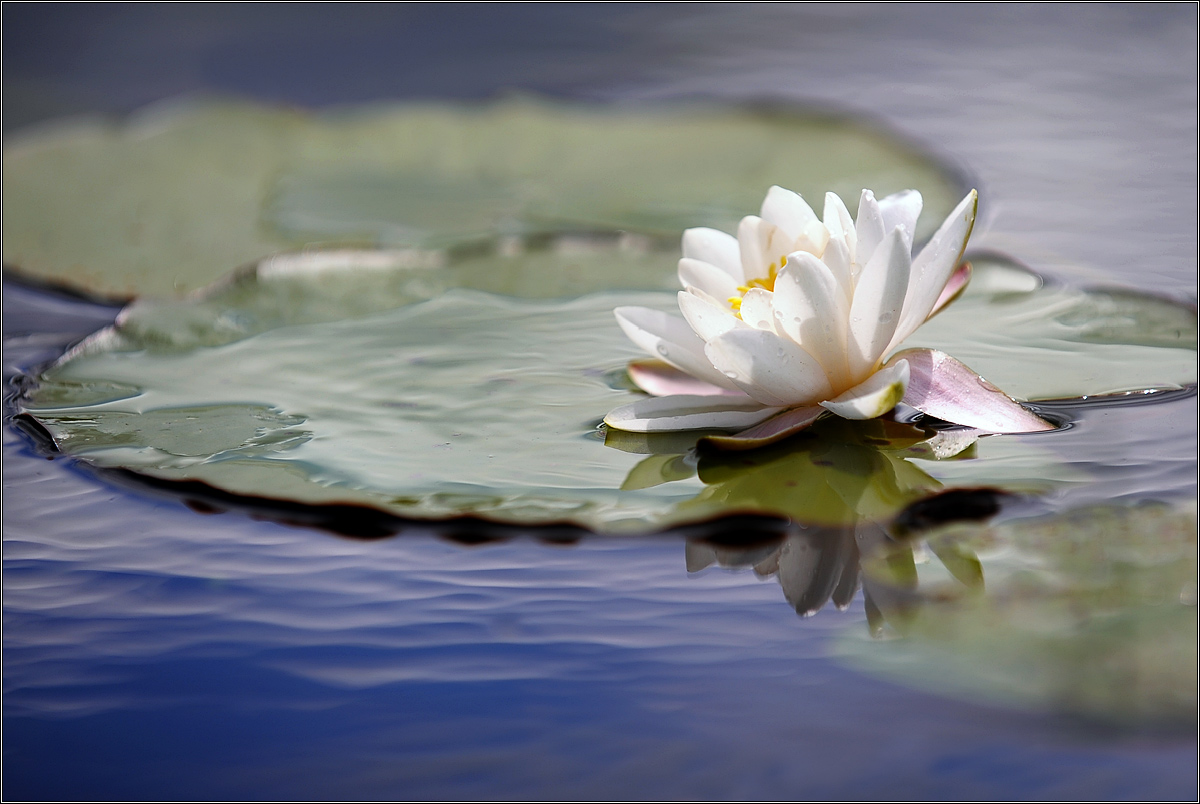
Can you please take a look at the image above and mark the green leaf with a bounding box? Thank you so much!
[838,503,1198,725]
[905,255,1197,401]
[21,248,1194,531]
[4,96,964,299]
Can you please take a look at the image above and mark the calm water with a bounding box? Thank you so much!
[4,6,1197,800]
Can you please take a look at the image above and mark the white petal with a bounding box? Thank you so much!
[821,237,854,303]
[798,218,831,257]
[604,394,781,433]
[847,226,911,375]
[739,288,776,331]
[772,252,849,382]
[823,191,857,265]
[682,283,726,307]
[677,290,747,343]
[879,189,922,247]
[614,306,740,390]
[891,190,977,348]
[820,360,910,420]
[854,189,887,268]
[761,185,819,241]
[738,215,795,283]
[704,328,833,407]
[737,216,768,283]
[678,257,739,302]
[682,227,742,280]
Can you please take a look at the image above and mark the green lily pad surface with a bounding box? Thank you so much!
[3,97,963,299]
[838,502,1197,726]
[22,253,1196,533]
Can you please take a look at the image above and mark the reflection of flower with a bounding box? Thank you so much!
[688,519,985,637]
[614,416,963,527]
[650,417,987,632]
[605,186,1052,449]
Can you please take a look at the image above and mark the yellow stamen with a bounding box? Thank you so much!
[727,256,786,319]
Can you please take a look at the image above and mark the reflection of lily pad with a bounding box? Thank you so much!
[839,503,1198,725]
[2,96,963,299]
[677,418,941,527]
[19,250,1196,532]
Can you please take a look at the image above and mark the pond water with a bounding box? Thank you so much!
[3,6,1196,800]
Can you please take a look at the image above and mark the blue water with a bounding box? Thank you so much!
[4,6,1196,800]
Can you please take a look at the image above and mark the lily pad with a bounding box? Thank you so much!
[905,263,1198,400]
[3,96,963,299]
[20,251,1196,533]
[837,503,1198,725]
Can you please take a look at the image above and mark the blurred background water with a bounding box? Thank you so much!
[3,5,1196,800]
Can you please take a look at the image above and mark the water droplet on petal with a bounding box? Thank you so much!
[656,344,669,357]
[723,370,738,379]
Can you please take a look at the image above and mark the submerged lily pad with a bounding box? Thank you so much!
[837,503,1197,725]
[21,251,1196,533]
[2,96,963,299]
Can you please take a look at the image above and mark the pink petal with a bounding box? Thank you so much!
[891,348,1055,433]
[698,406,826,451]
[627,359,749,398]
[926,261,972,320]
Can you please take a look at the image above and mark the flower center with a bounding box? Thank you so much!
[727,256,785,314]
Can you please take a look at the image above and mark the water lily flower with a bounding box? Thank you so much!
[605,186,1053,449]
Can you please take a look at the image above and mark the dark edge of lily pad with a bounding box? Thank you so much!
[3,264,137,306]
[7,406,793,543]
[6,338,1194,547]
[8,403,1027,548]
